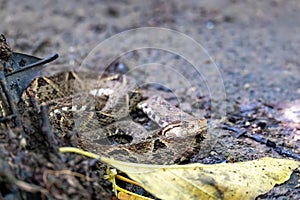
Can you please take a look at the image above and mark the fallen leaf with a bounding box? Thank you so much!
[59,148,299,200]
[118,191,151,200]
[102,157,299,200]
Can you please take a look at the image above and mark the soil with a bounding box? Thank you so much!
[1,0,300,199]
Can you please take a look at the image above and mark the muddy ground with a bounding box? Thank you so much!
[1,0,300,199]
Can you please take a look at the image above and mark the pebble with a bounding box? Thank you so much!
[244,83,251,89]
[205,20,215,29]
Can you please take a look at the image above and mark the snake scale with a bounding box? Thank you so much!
[22,71,209,164]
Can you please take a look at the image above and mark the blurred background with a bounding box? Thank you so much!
[1,0,299,106]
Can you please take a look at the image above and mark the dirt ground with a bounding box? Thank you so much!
[1,0,300,199]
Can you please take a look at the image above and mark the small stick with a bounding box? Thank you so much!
[222,123,300,161]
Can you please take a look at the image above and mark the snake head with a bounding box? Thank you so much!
[160,118,207,138]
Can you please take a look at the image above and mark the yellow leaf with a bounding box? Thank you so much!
[59,148,299,200]
[118,191,150,200]
[101,157,299,200]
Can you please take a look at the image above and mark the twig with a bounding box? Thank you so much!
[222,123,300,161]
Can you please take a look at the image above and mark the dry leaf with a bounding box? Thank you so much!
[102,157,299,200]
[118,191,151,200]
[59,148,299,199]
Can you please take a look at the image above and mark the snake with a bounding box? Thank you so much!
[21,71,208,164]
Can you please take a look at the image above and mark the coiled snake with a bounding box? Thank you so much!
[22,71,209,164]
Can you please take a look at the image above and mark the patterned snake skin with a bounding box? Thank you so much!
[22,71,209,164]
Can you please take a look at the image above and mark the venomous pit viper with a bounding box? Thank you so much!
[22,71,209,164]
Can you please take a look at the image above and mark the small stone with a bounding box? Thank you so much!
[116,63,129,74]
[245,121,250,126]
[205,20,215,29]
[244,83,251,89]
[20,137,27,148]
